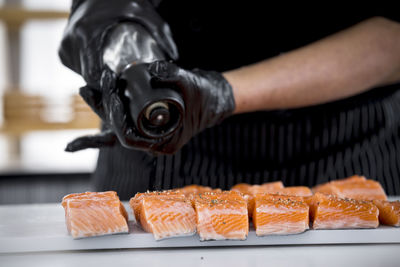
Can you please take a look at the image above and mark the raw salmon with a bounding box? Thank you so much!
[173,184,221,197]
[313,175,387,201]
[246,187,311,218]
[253,194,309,236]
[231,181,284,195]
[312,175,366,195]
[194,191,249,241]
[308,192,379,229]
[231,181,284,217]
[130,191,183,221]
[61,191,128,239]
[271,186,313,197]
[334,175,367,183]
[373,200,400,227]
[129,191,196,240]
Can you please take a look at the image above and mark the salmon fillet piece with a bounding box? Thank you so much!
[173,185,222,206]
[308,192,379,229]
[313,175,367,195]
[334,175,367,183]
[231,181,284,195]
[231,181,284,217]
[253,194,309,236]
[61,191,128,239]
[130,191,183,221]
[373,200,400,227]
[230,184,254,217]
[129,191,196,240]
[272,186,313,197]
[313,175,387,201]
[246,186,311,218]
[312,175,366,195]
[194,191,249,241]
[173,185,221,197]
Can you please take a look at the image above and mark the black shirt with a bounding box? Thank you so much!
[157,1,399,71]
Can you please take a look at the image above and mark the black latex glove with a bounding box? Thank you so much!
[59,0,177,87]
[60,0,178,152]
[66,66,160,153]
[147,61,236,153]
[149,61,235,153]
[66,61,236,154]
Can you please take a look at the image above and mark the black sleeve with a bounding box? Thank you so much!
[59,0,177,87]
[374,5,400,23]
[71,0,85,14]
[70,0,162,13]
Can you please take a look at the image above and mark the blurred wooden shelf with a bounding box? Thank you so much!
[1,120,100,135]
[1,91,100,135]
[0,7,69,27]
[0,6,90,135]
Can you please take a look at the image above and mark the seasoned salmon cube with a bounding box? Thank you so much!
[313,175,366,195]
[130,191,196,240]
[271,186,313,197]
[173,185,222,206]
[373,200,400,227]
[309,193,379,229]
[231,181,284,217]
[330,179,387,201]
[231,181,284,195]
[130,191,185,221]
[61,191,128,239]
[253,194,309,236]
[173,185,222,197]
[194,191,249,241]
[231,183,255,217]
[313,175,387,201]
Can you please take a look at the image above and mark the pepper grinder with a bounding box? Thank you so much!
[103,23,184,139]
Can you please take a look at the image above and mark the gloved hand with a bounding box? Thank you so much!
[147,61,236,154]
[66,61,236,154]
[65,66,160,152]
[59,0,177,87]
[59,0,178,152]
[61,1,235,154]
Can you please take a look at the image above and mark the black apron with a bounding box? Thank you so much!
[93,1,400,199]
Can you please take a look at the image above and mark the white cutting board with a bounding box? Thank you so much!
[1,200,399,253]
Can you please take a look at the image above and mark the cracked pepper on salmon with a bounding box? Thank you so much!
[253,194,309,236]
[173,184,222,197]
[312,175,387,201]
[129,191,196,240]
[194,191,249,241]
[173,184,222,205]
[308,192,379,229]
[231,181,285,217]
[62,173,397,241]
[61,191,128,239]
[272,186,313,197]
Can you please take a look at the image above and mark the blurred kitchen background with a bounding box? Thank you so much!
[0,0,100,204]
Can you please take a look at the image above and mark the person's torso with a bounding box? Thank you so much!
[93,1,400,199]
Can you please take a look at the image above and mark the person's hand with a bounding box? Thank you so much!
[65,66,160,152]
[66,61,236,154]
[147,61,236,154]
[59,0,179,152]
